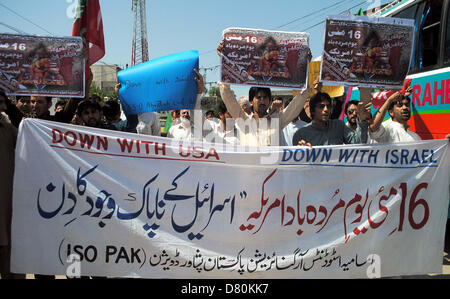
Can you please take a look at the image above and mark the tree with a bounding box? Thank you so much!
[89,82,117,102]
[208,85,222,101]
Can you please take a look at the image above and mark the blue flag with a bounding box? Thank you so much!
[118,50,199,114]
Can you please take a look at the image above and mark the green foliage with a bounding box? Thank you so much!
[89,82,118,103]
[208,86,222,101]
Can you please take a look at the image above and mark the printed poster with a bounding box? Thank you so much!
[321,15,415,89]
[221,28,309,89]
[0,33,85,98]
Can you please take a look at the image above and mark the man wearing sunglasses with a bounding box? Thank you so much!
[369,86,420,143]
[293,91,371,146]
[344,100,360,132]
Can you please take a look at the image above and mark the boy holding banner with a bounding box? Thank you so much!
[293,90,371,147]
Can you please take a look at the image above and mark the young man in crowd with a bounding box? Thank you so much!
[217,40,311,146]
[369,86,420,143]
[344,100,360,132]
[15,96,31,117]
[293,91,371,146]
[218,83,311,146]
[76,99,116,130]
[102,98,138,133]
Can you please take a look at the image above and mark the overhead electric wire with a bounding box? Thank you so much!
[273,0,350,29]
[0,3,53,35]
[199,0,367,58]
[0,22,28,34]
[300,0,368,31]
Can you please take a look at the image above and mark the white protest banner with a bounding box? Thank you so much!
[11,119,450,278]
[0,33,85,98]
[221,28,309,89]
[321,15,414,89]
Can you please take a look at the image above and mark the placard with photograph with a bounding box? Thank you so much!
[321,15,414,89]
[221,28,309,89]
[0,33,84,97]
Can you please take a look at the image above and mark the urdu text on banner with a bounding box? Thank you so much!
[11,119,450,278]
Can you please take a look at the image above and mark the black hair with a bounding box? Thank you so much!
[89,94,102,102]
[0,88,7,100]
[205,109,215,117]
[387,95,411,114]
[77,99,102,116]
[55,99,67,108]
[102,99,121,119]
[216,100,228,115]
[309,92,332,119]
[248,87,271,103]
[345,100,360,114]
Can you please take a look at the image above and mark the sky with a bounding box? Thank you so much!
[0,0,393,97]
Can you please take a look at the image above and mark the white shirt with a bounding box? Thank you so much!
[168,123,194,141]
[203,118,240,145]
[136,112,161,136]
[370,118,421,143]
[219,84,309,146]
[282,119,307,146]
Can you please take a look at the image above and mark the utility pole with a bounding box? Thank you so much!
[199,65,220,93]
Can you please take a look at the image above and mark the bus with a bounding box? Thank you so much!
[351,0,450,140]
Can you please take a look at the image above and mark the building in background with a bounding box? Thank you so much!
[91,64,121,95]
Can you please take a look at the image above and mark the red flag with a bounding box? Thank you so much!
[371,90,395,109]
[72,0,105,70]
[371,79,412,108]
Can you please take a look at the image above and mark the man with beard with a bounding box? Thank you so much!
[76,100,115,130]
[167,109,201,141]
[344,100,360,132]
[369,88,420,143]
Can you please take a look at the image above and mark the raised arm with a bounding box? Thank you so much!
[279,86,311,129]
[194,68,205,110]
[218,82,248,120]
[370,91,401,133]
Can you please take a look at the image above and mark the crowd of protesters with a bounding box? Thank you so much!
[1,48,450,279]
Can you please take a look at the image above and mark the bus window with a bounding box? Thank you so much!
[394,1,420,19]
[417,0,443,69]
[445,1,450,64]
[392,2,423,70]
